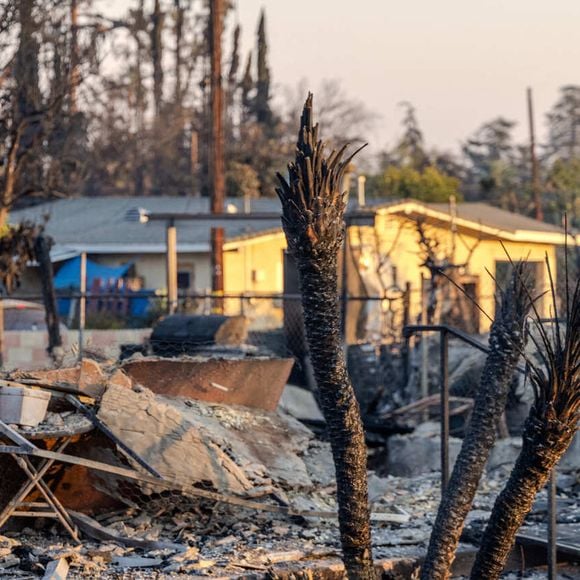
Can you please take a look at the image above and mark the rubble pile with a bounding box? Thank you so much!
[0,357,578,578]
[0,465,578,578]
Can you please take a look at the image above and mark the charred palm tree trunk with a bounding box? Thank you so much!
[471,277,580,579]
[421,265,532,580]
[276,95,374,579]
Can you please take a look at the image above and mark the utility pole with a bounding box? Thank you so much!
[209,0,225,312]
[69,0,79,114]
[527,87,543,221]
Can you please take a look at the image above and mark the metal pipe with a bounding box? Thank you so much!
[421,274,429,418]
[143,211,376,223]
[340,234,348,341]
[78,252,87,361]
[548,469,557,579]
[440,329,450,492]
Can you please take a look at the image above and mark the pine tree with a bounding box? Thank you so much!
[255,9,271,126]
[240,52,253,122]
[547,85,580,160]
[394,102,429,170]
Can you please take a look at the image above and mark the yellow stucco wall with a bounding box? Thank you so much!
[222,232,287,320]
[223,232,286,294]
[348,212,557,333]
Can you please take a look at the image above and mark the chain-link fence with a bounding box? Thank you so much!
[1,284,495,400]
[0,288,413,369]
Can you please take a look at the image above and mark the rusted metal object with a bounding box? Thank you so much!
[121,357,294,411]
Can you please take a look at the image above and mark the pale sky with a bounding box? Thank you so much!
[101,0,580,158]
[232,0,580,156]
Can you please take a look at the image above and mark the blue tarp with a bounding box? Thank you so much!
[54,256,132,290]
[55,257,151,319]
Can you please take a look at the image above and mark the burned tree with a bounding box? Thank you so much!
[34,233,63,363]
[276,95,374,579]
[415,217,480,330]
[470,264,580,579]
[420,264,532,580]
[0,222,62,364]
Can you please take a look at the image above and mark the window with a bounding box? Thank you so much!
[177,264,195,290]
[177,271,191,290]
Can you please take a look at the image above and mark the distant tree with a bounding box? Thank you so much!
[391,102,430,170]
[545,157,580,227]
[225,161,260,200]
[370,165,461,202]
[1,0,96,223]
[254,9,271,126]
[369,103,461,201]
[546,85,580,161]
[462,117,521,207]
[431,150,466,182]
[240,51,253,122]
[284,78,377,150]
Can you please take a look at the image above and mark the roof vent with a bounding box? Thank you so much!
[125,207,150,223]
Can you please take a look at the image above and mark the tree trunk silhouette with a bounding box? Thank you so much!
[420,265,531,580]
[471,275,579,579]
[276,94,375,579]
[34,234,62,363]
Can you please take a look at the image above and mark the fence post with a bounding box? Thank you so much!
[340,234,348,343]
[440,328,450,493]
[78,252,87,361]
[548,470,557,579]
[421,273,429,418]
[0,294,4,369]
[401,282,411,386]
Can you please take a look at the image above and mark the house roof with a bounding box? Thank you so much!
[10,197,284,258]
[372,199,570,244]
[10,196,570,260]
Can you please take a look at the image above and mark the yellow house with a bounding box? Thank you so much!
[345,199,571,338]
[220,198,570,339]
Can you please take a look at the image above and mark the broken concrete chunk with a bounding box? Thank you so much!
[42,558,69,580]
[278,384,324,422]
[9,359,110,399]
[112,556,163,569]
[387,433,462,477]
[0,554,20,568]
[486,437,523,471]
[97,384,326,499]
[107,368,133,390]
